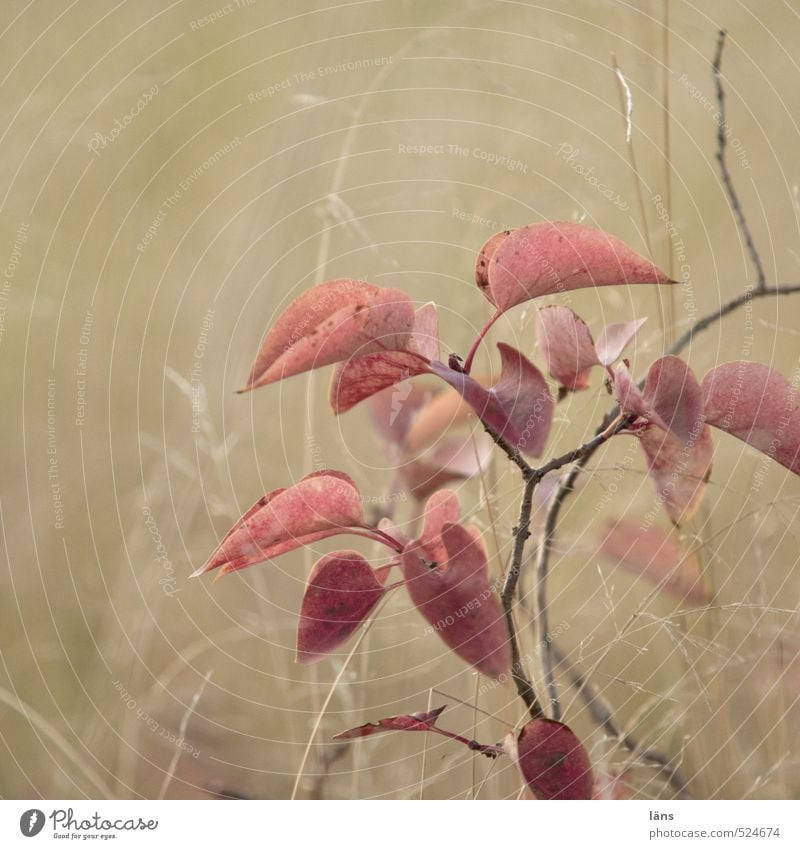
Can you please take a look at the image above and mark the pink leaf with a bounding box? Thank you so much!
[535,305,600,391]
[594,317,647,366]
[475,229,512,294]
[505,719,594,800]
[329,303,439,414]
[645,356,706,443]
[333,706,447,740]
[193,470,366,577]
[612,361,653,422]
[419,489,462,562]
[598,518,711,605]
[401,522,511,678]
[430,343,554,457]
[702,361,800,475]
[476,222,673,314]
[242,279,415,391]
[637,424,714,525]
[614,357,714,524]
[296,551,386,664]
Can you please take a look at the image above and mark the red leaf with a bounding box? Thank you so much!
[193,470,366,577]
[242,279,415,391]
[598,518,712,605]
[329,303,438,414]
[505,719,594,800]
[645,356,706,443]
[637,424,714,525]
[535,306,600,391]
[333,705,447,740]
[475,222,673,314]
[430,343,553,457]
[475,229,512,294]
[401,522,511,678]
[419,489,462,561]
[296,551,386,664]
[535,307,645,391]
[702,361,800,474]
[614,357,713,524]
[612,361,653,422]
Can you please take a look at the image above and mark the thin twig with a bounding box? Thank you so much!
[498,415,634,720]
[712,30,767,292]
[501,475,545,719]
[666,284,800,357]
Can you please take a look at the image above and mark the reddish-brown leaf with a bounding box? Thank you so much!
[475,229,512,295]
[193,470,365,577]
[430,343,554,457]
[401,522,511,678]
[242,279,415,391]
[505,719,594,800]
[598,518,711,605]
[296,550,386,664]
[637,423,714,525]
[535,305,600,391]
[614,357,713,524]
[702,361,800,474]
[476,222,673,313]
[333,706,447,740]
[645,356,706,443]
[329,303,438,414]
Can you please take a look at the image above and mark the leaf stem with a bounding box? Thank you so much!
[463,309,502,374]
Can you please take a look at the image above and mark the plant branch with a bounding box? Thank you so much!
[496,414,634,720]
[665,284,800,358]
[534,280,800,721]
[712,29,767,292]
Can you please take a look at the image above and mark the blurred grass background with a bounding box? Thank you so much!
[1,0,799,799]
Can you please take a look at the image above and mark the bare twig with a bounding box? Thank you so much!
[498,415,634,720]
[712,30,767,292]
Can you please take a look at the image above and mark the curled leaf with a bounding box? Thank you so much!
[243,279,415,391]
[614,357,713,524]
[505,718,594,800]
[334,706,447,740]
[296,551,386,664]
[401,522,511,678]
[193,471,366,578]
[476,221,673,314]
[430,343,554,457]
[535,306,601,391]
[594,317,647,366]
[535,306,645,391]
[637,425,714,525]
[702,361,800,474]
[330,303,439,414]
[598,518,711,605]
